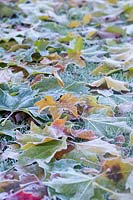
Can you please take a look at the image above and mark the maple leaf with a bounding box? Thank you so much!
[75,138,120,156]
[80,95,114,116]
[89,76,129,92]
[34,96,56,113]
[45,117,67,138]
[67,36,86,67]
[102,157,133,183]
[35,94,79,119]
[70,129,96,140]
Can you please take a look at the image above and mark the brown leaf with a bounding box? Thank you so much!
[54,143,75,159]
[71,129,96,140]
[52,70,64,88]
[30,74,44,86]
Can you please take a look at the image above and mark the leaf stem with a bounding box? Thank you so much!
[1,112,14,126]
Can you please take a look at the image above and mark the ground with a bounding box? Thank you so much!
[0,0,133,199]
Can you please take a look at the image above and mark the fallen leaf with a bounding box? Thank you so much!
[107,0,117,4]
[89,76,129,92]
[67,36,86,67]
[67,20,81,28]
[97,30,121,39]
[6,190,41,200]
[18,137,67,164]
[82,13,92,25]
[0,69,13,83]
[71,129,96,140]
[52,70,64,88]
[54,143,75,159]
[102,157,133,183]
[91,64,115,75]
[75,138,120,156]
[45,168,95,200]
[34,96,56,113]
[35,94,79,119]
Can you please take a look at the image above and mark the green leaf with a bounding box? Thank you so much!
[0,120,16,137]
[83,117,132,136]
[106,26,125,35]
[74,138,119,156]
[45,168,95,200]
[34,39,49,56]
[18,137,67,164]
[0,87,37,112]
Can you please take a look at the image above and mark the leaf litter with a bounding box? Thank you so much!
[0,0,133,199]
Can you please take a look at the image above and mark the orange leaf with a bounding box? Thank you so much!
[34,96,56,113]
[59,93,79,118]
[47,117,67,138]
[52,117,67,131]
[71,129,96,140]
[35,94,79,119]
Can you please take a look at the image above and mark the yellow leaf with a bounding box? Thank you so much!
[82,13,92,25]
[102,157,133,183]
[47,53,61,61]
[127,10,133,22]
[68,51,86,67]
[124,67,133,79]
[86,30,97,39]
[107,0,117,4]
[81,95,113,116]
[67,20,81,28]
[91,64,114,75]
[39,15,51,21]
[89,76,129,92]
[34,96,56,113]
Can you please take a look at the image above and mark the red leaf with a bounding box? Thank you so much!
[6,190,41,200]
